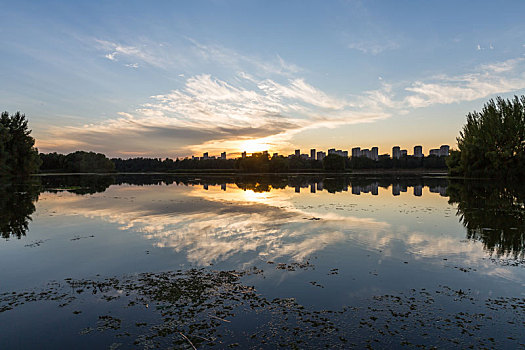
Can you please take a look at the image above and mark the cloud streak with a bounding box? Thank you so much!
[361,57,525,110]
[95,39,169,68]
[347,39,399,55]
[37,42,525,157]
[39,73,386,156]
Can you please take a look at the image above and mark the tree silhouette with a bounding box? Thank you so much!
[0,112,41,176]
[454,96,525,178]
[323,154,346,171]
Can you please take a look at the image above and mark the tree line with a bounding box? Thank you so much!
[233,152,446,172]
[40,151,115,173]
[3,95,525,177]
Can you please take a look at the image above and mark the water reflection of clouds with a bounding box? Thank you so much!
[37,187,391,264]
[36,184,518,277]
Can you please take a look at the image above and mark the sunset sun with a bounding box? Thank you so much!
[240,139,272,154]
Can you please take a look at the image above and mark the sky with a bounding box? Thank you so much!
[2,0,525,158]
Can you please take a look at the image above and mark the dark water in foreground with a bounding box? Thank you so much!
[1,174,524,349]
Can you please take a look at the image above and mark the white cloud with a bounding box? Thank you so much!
[39,73,387,156]
[361,57,525,110]
[39,38,525,157]
[257,78,349,110]
[403,58,525,108]
[95,38,177,68]
[105,53,117,61]
[479,58,524,73]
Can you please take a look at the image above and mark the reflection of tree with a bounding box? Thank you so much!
[235,175,289,192]
[448,181,525,259]
[41,175,115,194]
[38,174,450,195]
[0,180,41,239]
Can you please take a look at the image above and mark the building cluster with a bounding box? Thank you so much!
[199,181,448,197]
[191,144,450,161]
[193,152,227,160]
[428,145,450,157]
[291,182,447,196]
[392,145,449,159]
[351,147,379,160]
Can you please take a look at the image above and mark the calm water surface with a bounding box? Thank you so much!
[1,175,524,348]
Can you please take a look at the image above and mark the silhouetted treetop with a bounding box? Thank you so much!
[450,96,525,178]
[0,111,41,176]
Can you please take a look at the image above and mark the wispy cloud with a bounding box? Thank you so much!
[479,57,524,73]
[95,36,302,77]
[362,57,525,110]
[37,44,525,158]
[402,58,525,108]
[347,39,399,55]
[186,38,302,77]
[38,73,384,156]
[476,43,495,51]
[95,39,169,68]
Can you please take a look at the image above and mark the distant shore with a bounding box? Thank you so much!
[35,169,448,176]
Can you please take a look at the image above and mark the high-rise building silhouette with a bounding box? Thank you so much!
[440,145,450,156]
[414,145,423,158]
[392,183,401,196]
[392,146,401,159]
[371,147,379,160]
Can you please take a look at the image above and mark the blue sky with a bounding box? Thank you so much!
[2,0,525,157]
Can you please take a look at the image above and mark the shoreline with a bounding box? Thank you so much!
[34,169,449,176]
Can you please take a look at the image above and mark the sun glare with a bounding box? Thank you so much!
[240,139,272,154]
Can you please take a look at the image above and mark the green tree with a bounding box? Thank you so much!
[446,150,462,176]
[454,96,525,178]
[0,112,41,176]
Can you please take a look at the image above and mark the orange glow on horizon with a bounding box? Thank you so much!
[238,139,274,154]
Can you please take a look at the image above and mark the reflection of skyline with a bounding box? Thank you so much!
[198,181,447,197]
[39,174,450,197]
[5,175,524,267]
[29,177,522,278]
